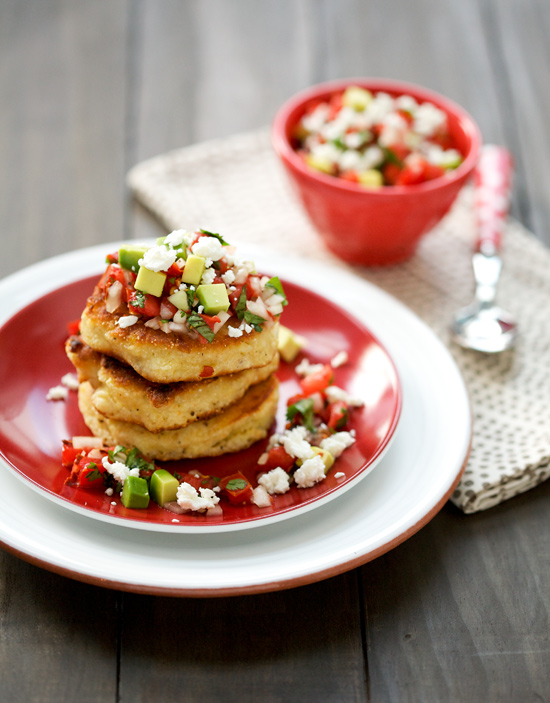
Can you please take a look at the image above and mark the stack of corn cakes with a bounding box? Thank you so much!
[66,230,285,460]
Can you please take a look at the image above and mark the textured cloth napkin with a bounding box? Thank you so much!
[127,129,550,514]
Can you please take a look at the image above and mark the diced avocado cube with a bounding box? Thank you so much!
[342,86,373,111]
[135,267,166,297]
[119,245,148,273]
[305,153,336,175]
[196,283,230,315]
[297,446,335,474]
[181,255,206,286]
[168,289,190,312]
[357,169,384,189]
[150,469,180,506]
[278,325,306,363]
[121,475,150,509]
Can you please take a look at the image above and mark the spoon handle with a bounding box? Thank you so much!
[474,145,513,254]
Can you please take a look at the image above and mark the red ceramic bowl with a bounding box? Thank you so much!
[272,78,482,265]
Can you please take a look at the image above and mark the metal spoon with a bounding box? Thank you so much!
[451,145,517,353]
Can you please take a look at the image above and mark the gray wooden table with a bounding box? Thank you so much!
[2,2,550,701]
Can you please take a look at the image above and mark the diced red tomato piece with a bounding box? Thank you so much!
[328,92,343,119]
[422,162,446,181]
[228,284,244,311]
[200,314,221,332]
[199,365,214,378]
[67,455,107,490]
[299,364,334,396]
[179,472,203,491]
[396,160,425,186]
[219,471,253,505]
[98,264,126,291]
[61,440,80,467]
[128,291,161,318]
[105,251,119,264]
[263,446,295,472]
[165,262,182,277]
[327,401,349,430]
[66,319,81,337]
[341,170,359,183]
[382,162,402,185]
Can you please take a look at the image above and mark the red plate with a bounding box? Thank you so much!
[0,275,401,531]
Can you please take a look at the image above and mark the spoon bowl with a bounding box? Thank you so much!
[451,300,517,353]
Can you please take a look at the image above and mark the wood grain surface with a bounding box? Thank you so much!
[1,1,550,701]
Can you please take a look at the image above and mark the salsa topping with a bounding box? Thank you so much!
[294,85,463,187]
[98,230,287,343]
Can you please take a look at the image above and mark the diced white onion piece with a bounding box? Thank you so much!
[266,302,284,316]
[72,436,104,450]
[160,301,175,320]
[87,448,104,460]
[163,501,186,514]
[144,316,161,330]
[168,321,187,334]
[212,310,231,334]
[246,298,269,319]
[105,280,123,313]
[206,504,224,517]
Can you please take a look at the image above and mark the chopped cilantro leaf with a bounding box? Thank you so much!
[124,447,155,473]
[187,313,215,343]
[235,286,248,320]
[286,397,315,432]
[225,478,249,491]
[199,229,229,245]
[243,310,265,333]
[265,276,288,306]
[85,465,102,482]
[132,291,146,309]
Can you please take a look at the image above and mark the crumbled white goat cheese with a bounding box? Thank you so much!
[251,485,272,508]
[176,482,220,512]
[61,372,79,390]
[324,385,364,407]
[320,431,356,459]
[191,236,224,263]
[201,267,216,285]
[334,472,346,479]
[281,426,314,461]
[294,454,326,488]
[117,315,139,329]
[139,244,177,272]
[258,467,291,495]
[101,456,140,484]
[164,229,187,248]
[221,269,236,285]
[227,325,243,338]
[295,358,325,377]
[46,385,68,401]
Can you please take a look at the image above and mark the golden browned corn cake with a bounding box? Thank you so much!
[78,376,279,461]
[66,335,279,432]
[80,291,279,384]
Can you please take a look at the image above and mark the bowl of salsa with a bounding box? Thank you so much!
[272,78,481,265]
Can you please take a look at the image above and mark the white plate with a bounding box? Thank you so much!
[0,244,470,595]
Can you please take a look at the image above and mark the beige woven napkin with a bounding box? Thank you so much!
[127,128,550,513]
